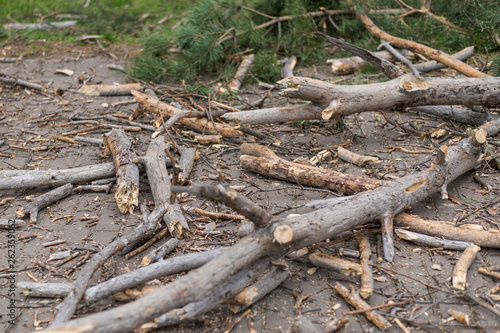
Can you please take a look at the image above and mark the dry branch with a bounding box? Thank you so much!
[307,252,361,276]
[3,21,77,31]
[104,129,139,214]
[414,46,475,73]
[221,103,323,125]
[50,202,170,325]
[132,90,242,136]
[19,248,225,302]
[327,49,409,75]
[16,183,73,223]
[141,237,179,266]
[78,83,143,96]
[228,54,255,91]
[351,8,489,78]
[178,147,197,185]
[410,105,499,126]
[452,244,481,291]
[283,56,298,78]
[291,316,322,333]
[240,143,383,195]
[0,219,24,229]
[337,146,380,166]
[394,212,500,248]
[0,74,42,90]
[334,283,391,330]
[44,123,493,333]
[138,136,189,237]
[150,259,270,328]
[357,236,373,299]
[395,228,473,250]
[280,76,500,121]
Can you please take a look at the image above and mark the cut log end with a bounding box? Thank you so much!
[273,225,293,244]
[471,129,487,147]
[115,182,139,214]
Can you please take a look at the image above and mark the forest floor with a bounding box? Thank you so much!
[0,41,499,333]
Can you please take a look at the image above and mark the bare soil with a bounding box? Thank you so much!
[1,42,499,333]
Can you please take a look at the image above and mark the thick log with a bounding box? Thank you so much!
[138,136,189,238]
[43,125,492,333]
[394,213,500,248]
[104,129,139,214]
[132,90,242,136]
[240,143,383,195]
[16,183,73,223]
[49,203,170,325]
[280,76,500,121]
[0,163,117,191]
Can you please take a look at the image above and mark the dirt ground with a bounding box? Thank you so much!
[1,42,499,333]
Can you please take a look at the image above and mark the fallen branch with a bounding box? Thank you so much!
[141,238,179,266]
[327,49,410,75]
[0,74,43,90]
[137,136,189,237]
[44,123,493,332]
[78,83,143,96]
[350,7,489,78]
[0,163,117,191]
[132,90,242,136]
[49,202,170,325]
[178,147,197,185]
[307,252,361,276]
[3,21,77,31]
[228,54,255,91]
[291,316,321,333]
[414,46,475,73]
[452,244,481,291]
[104,129,139,214]
[0,219,24,229]
[239,143,383,195]
[19,248,225,302]
[280,76,500,121]
[334,283,391,330]
[337,146,380,166]
[409,105,499,126]
[394,212,500,248]
[395,228,473,250]
[357,236,373,299]
[221,103,323,125]
[283,56,298,78]
[16,183,73,223]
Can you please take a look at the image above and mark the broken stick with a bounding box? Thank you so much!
[452,244,481,291]
[16,183,73,223]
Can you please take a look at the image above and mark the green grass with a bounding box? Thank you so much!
[0,0,192,43]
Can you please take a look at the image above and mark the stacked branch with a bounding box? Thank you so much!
[43,118,494,333]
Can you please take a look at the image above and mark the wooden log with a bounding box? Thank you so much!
[351,8,489,78]
[452,244,481,291]
[394,212,500,248]
[16,183,73,223]
[334,283,391,330]
[357,236,373,299]
[228,54,255,91]
[280,76,500,121]
[78,83,143,96]
[49,202,170,325]
[395,228,473,250]
[132,90,242,136]
[44,124,492,333]
[307,252,361,276]
[19,248,225,302]
[221,103,323,125]
[104,129,139,214]
[240,143,383,195]
[137,136,189,238]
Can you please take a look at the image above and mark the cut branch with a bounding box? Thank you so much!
[16,183,73,223]
[240,143,383,195]
[395,228,473,250]
[132,90,242,136]
[452,244,481,290]
[221,103,323,125]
